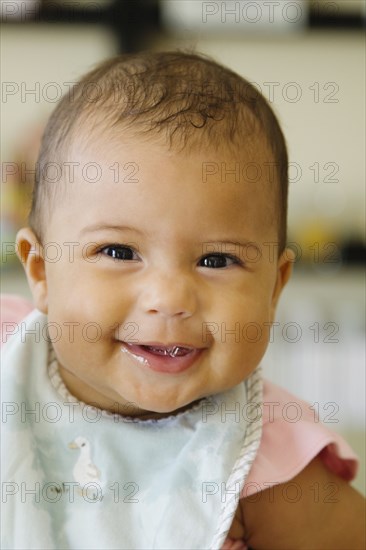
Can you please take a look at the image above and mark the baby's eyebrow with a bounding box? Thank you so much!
[203,239,260,249]
[79,224,144,237]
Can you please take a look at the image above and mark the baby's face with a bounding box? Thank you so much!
[28,136,292,418]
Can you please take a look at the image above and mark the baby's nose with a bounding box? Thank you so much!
[138,270,197,319]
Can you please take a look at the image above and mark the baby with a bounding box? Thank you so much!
[2,51,365,549]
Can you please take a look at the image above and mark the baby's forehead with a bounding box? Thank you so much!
[64,124,278,210]
[64,129,278,218]
[44,129,279,253]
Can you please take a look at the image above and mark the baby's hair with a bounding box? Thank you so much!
[30,51,288,252]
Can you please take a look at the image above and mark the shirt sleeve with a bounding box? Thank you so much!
[1,294,35,347]
[242,378,359,497]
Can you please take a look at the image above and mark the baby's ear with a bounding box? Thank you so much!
[16,227,48,314]
[270,248,295,320]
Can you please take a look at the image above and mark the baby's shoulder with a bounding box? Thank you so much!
[242,378,358,498]
[240,454,365,549]
[235,379,364,548]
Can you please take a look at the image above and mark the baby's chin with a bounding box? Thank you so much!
[129,375,250,420]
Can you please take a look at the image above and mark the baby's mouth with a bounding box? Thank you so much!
[120,341,204,374]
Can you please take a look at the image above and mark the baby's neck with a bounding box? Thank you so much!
[131,399,203,421]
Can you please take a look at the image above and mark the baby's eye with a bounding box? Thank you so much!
[99,245,139,261]
[198,254,241,269]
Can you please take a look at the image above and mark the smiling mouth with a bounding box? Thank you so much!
[120,342,204,373]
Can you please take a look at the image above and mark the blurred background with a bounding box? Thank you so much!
[1,0,365,494]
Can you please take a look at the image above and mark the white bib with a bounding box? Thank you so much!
[1,309,262,549]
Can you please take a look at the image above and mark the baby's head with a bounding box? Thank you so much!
[17,52,293,419]
[29,51,288,249]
